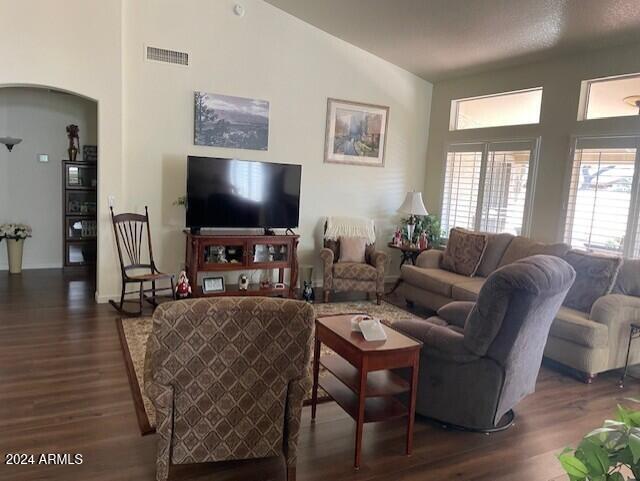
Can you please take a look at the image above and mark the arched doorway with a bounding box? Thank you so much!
[0,85,98,302]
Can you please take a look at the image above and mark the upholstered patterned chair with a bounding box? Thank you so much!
[394,255,575,431]
[144,297,314,481]
[320,217,387,304]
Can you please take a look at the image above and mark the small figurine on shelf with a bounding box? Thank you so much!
[175,271,192,299]
[238,274,249,291]
[393,228,403,246]
[210,245,227,263]
[268,245,276,262]
[419,231,428,250]
[66,124,79,161]
[302,281,315,303]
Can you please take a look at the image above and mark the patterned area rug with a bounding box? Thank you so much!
[116,300,424,435]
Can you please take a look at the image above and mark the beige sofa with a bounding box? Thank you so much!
[397,234,640,381]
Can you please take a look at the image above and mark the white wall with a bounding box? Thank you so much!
[0,0,123,298]
[0,88,97,270]
[425,42,640,243]
[121,0,432,289]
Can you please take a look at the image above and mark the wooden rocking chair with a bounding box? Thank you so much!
[109,206,175,316]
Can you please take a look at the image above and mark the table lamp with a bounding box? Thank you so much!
[398,191,428,244]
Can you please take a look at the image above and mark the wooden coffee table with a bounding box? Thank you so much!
[310,314,423,469]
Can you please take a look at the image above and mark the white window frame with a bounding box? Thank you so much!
[577,72,640,121]
[449,87,543,131]
[440,137,540,237]
[560,135,640,257]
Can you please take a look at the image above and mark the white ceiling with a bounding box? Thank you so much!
[264,0,640,82]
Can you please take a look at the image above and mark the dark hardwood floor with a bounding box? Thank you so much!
[1,269,638,481]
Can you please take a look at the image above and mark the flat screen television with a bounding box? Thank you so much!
[186,156,302,230]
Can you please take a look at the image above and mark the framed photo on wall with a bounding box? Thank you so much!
[324,98,389,167]
[194,91,269,151]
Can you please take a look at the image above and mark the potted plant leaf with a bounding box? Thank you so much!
[0,223,32,274]
[558,400,640,480]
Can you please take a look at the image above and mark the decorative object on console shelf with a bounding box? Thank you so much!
[66,124,79,161]
[324,98,389,167]
[238,274,249,291]
[175,271,192,299]
[0,223,32,274]
[398,191,429,245]
[203,276,225,294]
[82,144,97,162]
[194,92,269,151]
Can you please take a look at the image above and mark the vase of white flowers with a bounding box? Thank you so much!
[0,224,32,274]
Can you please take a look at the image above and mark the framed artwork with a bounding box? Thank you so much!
[194,91,269,151]
[202,276,225,293]
[324,98,389,167]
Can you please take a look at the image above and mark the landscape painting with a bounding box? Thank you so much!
[324,98,389,167]
[194,91,269,150]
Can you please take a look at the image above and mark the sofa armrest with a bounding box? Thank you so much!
[319,248,334,289]
[590,294,640,365]
[369,250,387,294]
[415,249,443,269]
[393,318,478,362]
[437,301,475,329]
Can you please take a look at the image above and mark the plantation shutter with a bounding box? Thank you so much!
[441,144,483,234]
[564,136,639,256]
[478,141,534,236]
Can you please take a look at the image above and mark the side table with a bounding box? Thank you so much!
[387,242,428,268]
[311,314,422,469]
[619,322,640,387]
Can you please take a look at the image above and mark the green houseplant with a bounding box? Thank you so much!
[401,214,442,248]
[558,401,640,481]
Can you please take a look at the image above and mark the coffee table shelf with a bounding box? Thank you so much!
[320,354,410,397]
[319,372,408,423]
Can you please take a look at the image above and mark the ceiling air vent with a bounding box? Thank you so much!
[145,46,189,66]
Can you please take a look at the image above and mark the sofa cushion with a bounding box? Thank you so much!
[441,228,488,277]
[476,232,514,277]
[498,236,570,268]
[562,250,622,312]
[401,265,471,297]
[549,306,608,349]
[613,258,640,297]
[333,262,377,281]
[452,278,485,301]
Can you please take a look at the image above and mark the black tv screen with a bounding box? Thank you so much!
[186,156,301,229]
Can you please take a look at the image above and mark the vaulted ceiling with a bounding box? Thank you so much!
[265,0,640,81]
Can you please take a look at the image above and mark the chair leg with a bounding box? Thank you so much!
[139,281,144,315]
[376,293,382,305]
[286,465,296,481]
[323,290,330,303]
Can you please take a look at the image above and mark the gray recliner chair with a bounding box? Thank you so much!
[394,255,575,431]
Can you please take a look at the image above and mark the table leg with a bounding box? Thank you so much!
[311,336,321,420]
[354,359,368,469]
[406,353,419,455]
[620,327,635,388]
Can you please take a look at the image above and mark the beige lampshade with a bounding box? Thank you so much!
[398,191,428,216]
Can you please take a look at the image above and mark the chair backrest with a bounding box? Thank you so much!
[110,206,155,273]
[323,219,376,263]
[145,297,314,462]
[463,255,575,420]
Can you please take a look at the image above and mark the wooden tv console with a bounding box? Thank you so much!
[184,231,299,299]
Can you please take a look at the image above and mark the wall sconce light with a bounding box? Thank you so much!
[0,137,22,152]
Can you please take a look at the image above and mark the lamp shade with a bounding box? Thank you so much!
[398,191,428,216]
[0,137,22,152]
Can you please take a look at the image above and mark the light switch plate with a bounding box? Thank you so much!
[38,154,49,163]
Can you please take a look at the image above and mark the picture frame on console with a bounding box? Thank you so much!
[324,98,389,167]
[202,276,225,294]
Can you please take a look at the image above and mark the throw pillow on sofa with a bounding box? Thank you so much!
[338,236,367,263]
[441,228,488,277]
[562,249,622,312]
[497,236,570,268]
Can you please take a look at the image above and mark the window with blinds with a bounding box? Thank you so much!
[563,136,640,256]
[441,140,536,237]
[441,148,482,232]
